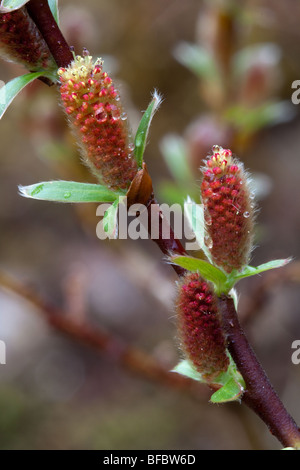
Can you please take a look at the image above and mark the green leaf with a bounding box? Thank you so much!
[134,90,162,169]
[210,354,245,404]
[0,71,46,119]
[0,0,29,11]
[159,134,193,186]
[211,357,245,404]
[18,181,122,203]
[223,101,296,135]
[48,0,59,25]
[173,42,217,79]
[210,377,243,403]
[103,197,126,239]
[157,180,189,206]
[225,258,292,291]
[248,258,292,274]
[184,197,212,261]
[170,255,227,295]
[172,353,245,404]
[170,255,290,296]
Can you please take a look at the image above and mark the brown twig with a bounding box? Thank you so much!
[26,0,73,68]
[126,164,187,277]
[0,270,205,398]
[219,295,300,448]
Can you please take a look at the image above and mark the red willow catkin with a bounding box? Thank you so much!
[58,52,138,191]
[0,7,55,72]
[176,272,229,381]
[201,145,254,273]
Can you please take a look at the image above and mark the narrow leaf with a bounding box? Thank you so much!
[248,258,292,274]
[157,180,189,206]
[225,258,292,291]
[171,360,205,383]
[159,134,193,185]
[170,255,227,294]
[48,0,59,25]
[0,0,29,12]
[172,354,245,404]
[224,101,296,134]
[19,181,121,203]
[134,90,162,169]
[210,353,245,403]
[0,71,45,119]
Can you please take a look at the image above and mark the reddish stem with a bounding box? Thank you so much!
[219,295,300,448]
[27,0,73,68]
[0,271,202,396]
[146,195,187,277]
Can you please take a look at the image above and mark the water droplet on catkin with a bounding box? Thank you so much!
[243,211,250,218]
[205,235,213,250]
[205,214,212,226]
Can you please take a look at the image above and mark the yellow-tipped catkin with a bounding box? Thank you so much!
[58,54,138,191]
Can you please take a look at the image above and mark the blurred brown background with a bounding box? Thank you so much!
[1,0,300,450]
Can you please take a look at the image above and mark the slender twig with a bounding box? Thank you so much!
[0,270,204,398]
[27,0,73,68]
[219,295,300,448]
[146,195,187,277]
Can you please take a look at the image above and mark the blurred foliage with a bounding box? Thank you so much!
[157,0,297,208]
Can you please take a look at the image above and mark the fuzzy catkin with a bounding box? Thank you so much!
[58,54,138,191]
[176,272,229,381]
